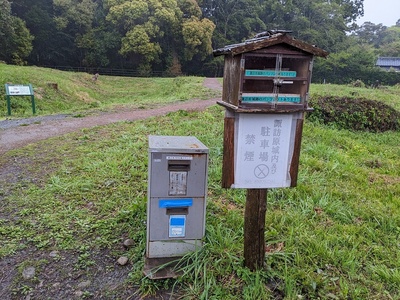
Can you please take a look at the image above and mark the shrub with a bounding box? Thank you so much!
[350,79,365,88]
[307,96,400,132]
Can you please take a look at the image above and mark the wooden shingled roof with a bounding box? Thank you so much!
[213,31,329,58]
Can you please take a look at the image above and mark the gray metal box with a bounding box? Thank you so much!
[147,136,208,258]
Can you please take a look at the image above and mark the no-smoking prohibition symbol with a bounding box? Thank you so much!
[254,164,269,179]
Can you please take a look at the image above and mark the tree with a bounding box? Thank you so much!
[257,0,364,52]
[105,0,215,74]
[3,0,373,77]
[0,0,33,64]
[353,22,400,57]
[53,0,97,32]
[52,0,99,65]
[354,21,387,47]
[74,0,121,67]
[11,0,61,65]
[76,27,121,67]
[199,0,364,53]
[379,42,400,57]
[0,0,13,39]
[8,17,34,65]
[200,0,266,47]
[313,42,383,85]
[378,26,400,57]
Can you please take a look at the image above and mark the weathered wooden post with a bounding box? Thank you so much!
[213,31,328,270]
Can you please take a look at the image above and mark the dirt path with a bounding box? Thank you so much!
[0,78,222,155]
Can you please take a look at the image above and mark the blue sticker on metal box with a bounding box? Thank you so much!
[169,215,186,237]
[159,199,193,208]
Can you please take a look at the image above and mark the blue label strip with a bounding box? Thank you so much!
[159,198,193,208]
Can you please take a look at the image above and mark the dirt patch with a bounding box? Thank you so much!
[0,78,222,299]
[0,248,139,299]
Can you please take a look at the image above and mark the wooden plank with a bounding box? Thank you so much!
[252,46,311,56]
[221,115,235,188]
[289,118,304,187]
[213,33,328,58]
[216,100,312,114]
[222,56,241,107]
[244,189,267,270]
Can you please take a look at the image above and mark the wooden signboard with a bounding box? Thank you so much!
[233,113,299,188]
[214,31,328,271]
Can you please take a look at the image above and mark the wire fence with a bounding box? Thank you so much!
[40,65,174,77]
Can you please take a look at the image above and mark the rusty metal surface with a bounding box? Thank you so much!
[148,135,209,153]
[143,257,183,280]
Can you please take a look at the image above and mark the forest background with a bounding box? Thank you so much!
[1,0,400,85]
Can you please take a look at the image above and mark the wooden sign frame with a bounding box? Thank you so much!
[221,109,304,189]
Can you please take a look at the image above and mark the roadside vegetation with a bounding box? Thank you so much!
[308,84,400,132]
[0,64,218,118]
[1,67,399,298]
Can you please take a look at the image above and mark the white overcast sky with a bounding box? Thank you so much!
[356,0,400,26]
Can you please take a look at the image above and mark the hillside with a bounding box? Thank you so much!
[0,64,218,119]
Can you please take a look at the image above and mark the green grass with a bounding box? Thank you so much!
[1,66,400,298]
[310,83,400,111]
[0,64,218,118]
[1,105,399,298]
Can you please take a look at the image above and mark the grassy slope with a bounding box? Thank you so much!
[0,64,217,119]
[310,83,400,111]
[1,65,399,298]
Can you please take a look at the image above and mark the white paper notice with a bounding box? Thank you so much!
[8,85,32,96]
[169,171,188,195]
[234,114,294,188]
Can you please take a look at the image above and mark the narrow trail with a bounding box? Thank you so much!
[0,78,222,155]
